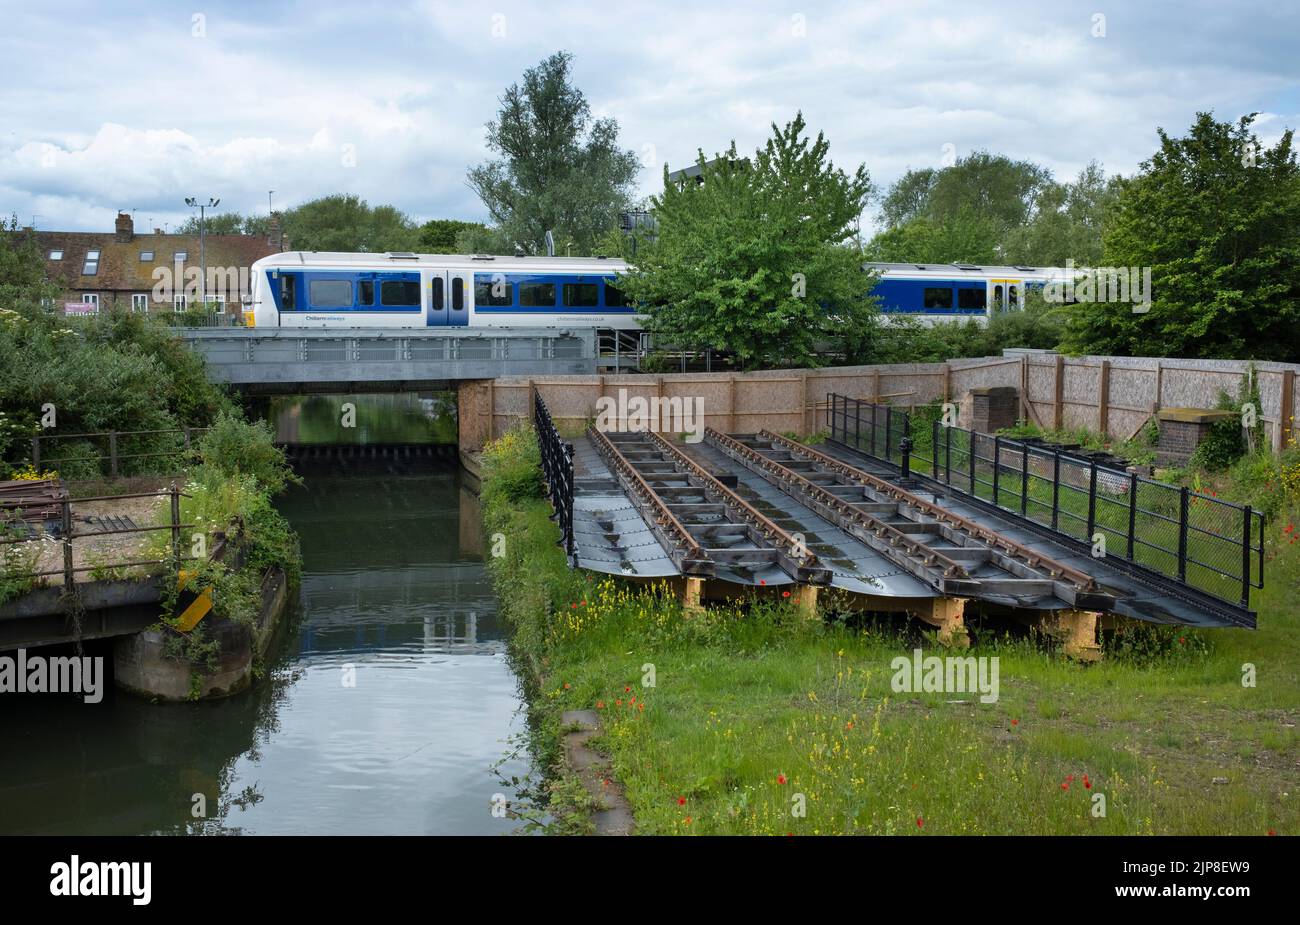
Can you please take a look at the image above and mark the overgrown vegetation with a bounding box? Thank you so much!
[482,425,1296,835]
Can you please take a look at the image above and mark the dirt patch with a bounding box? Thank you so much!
[18,492,170,584]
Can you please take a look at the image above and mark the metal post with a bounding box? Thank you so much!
[1086,461,1098,542]
[170,481,182,574]
[870,402,878,457]
[944,422,952,485]
[884,406,892,462]
[1177,487,1189,583]
[1051,450,1061,531]
[109,431,118,478]
[899,415,912,479]
[61,495,74,591]
[854,397,861,450]
[932,418,940,478]
[1241,504,1252,606]
[1127,471,1138,560]
[1020,442,1029,516]
[969,431,977,494]
[992,436,1001,506]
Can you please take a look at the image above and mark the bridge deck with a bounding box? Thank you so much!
[565,429,1254,629]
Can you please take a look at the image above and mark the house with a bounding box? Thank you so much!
[34,212,286,318]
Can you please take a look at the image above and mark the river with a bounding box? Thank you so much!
[0,467,531,836]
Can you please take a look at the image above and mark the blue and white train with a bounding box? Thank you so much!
[245,251,638,329]
[245,251,1068,330]
[864,262,1069,325]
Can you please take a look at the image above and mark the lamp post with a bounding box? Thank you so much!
[184,196,220,310]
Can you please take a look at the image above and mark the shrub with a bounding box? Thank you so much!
[196,412,299,495]
[481,426,545,505]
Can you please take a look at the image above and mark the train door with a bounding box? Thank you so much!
[447,270,470,327]
[427,271,450,326]
[987,280,1021,315]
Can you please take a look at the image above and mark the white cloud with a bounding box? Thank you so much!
[0,0,1295,233]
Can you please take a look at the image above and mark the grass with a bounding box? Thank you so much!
[482,425,1298,836]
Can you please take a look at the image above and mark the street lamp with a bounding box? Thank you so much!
[184,196,220,310]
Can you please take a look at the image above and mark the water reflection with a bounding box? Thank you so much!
[0,469,528,836]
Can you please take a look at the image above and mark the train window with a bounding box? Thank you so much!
[993,284,1003,306]
[604,282,626,307]
[563,283,599,307]
[309,279,353,307]
[923,287,953,309]
[957,287,986,310]
[380,280,421,306]
[280,274,296,310]
[519,282,556,307]
[1008,285,1019,307]
[452,277,464,310]
[359,280,375,306]
[475,277,512,306]
[431,278,444,310]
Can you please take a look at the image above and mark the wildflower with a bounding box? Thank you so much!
[777,774,787,785]
[624,686,631,692]
[1011,719,1019,726]
[596,701,604,709]
[916,817,923,828]
[1083,775,1092,790]
[1061,782,1069,791]
[684,816,692,825]
[563,682,570,689]
[759,579,766,586]
[615,699,622,706]
[678,796,686,805]
[782,590,790,598]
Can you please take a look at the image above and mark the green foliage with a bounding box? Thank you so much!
[1000,162,1120,267]
[196,411,299,495]
[1063,113,1300,359]
[480,427,545,505]
[281,194,421,253]
[622,112,876,369]
[868,286,1065,363]
[1104,622,1212,667]
[467,51,640,256]
[419,219,486,252]
[175,212,270,236]
[863,207,999,265]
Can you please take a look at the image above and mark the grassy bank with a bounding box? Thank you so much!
[482,426,1297,836]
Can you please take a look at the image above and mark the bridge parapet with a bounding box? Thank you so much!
[177,327,597,389]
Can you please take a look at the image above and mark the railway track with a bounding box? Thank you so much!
[704,428,1116,611]
[587,426,831,585]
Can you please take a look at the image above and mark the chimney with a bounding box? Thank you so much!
[267,211,283,250]
[154,228,164,235]
[115,211,134,243]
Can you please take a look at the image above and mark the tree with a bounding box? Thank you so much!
[177,212,254,236]
[1000,162,1119,267]
[868,152,1056,264]
[419,219,486,252]
[467,51,640,255]
[1063,113,1300,360]
[280,195,420,252]
[618,113,875,369]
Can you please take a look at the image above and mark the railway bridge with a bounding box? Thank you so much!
[534,391,1262,657]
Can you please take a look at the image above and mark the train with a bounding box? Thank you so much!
[244,251,1069,330]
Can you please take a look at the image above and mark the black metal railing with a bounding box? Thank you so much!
[11,427,211,479]
[533,390,575,558]
[826,393,1264,609]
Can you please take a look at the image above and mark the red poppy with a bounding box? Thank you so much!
[1061,782,1070,791]
[684,816,692,825]
[596,701,604,709]
[777,774,787,785]
[563,682,570,689]
[1084,775,1092,790]
[916,817,923,828]
[678,796,686,805]
[1268,829,1276,836]
[782,591,791,598]
[759,579,766,586]
[846,721,854,730]
[615,699,622,706]
[1011,719,1019,726]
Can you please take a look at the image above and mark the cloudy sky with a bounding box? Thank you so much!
[2,0,1297,235]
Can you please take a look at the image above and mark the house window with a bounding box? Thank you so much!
[82,293,99,310]
[48,249,63,260]
[173,251,188,262]
[173,294,188,312]
[139,251,154,261]
[132,294,149,313]
[82,250,100,275]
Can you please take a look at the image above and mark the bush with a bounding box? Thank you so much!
[481,426,545,505]
[196,412,298,495]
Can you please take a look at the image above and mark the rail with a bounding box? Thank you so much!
[826,393,1264,612]
[18,427,210,478]
[532,389,575,558]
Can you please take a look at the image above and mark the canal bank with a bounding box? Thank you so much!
[0,467,530,835]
